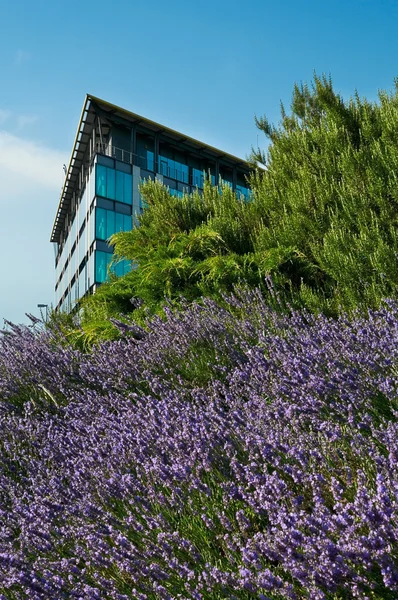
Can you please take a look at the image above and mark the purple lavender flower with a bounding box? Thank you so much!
[0,289,397,598]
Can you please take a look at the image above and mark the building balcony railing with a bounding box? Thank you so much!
[93,142,138,167]
[92,142,251,198]
[93,142,191,180]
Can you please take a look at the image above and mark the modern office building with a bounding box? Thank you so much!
[51,95,251,312]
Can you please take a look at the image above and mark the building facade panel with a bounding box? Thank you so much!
[51,95,251,312]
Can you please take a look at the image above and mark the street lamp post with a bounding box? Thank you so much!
[37,304,49,322]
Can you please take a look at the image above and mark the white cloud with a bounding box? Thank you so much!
[0,131,67,192]
[0,110,11,125]
[16,115,38,130]
[14,49,30,66]
[0,110,38,131]
[0,132,69,324]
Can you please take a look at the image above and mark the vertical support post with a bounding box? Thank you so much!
[98,117,103,148]
[130,125,136,164]
[154,133,159,173]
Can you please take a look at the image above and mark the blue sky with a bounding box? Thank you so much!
[1,0,398,324]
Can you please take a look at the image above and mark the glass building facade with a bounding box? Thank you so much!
[51,95,251,312]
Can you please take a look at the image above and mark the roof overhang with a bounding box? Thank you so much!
[50,96,94,243]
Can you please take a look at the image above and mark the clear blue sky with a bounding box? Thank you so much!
[1,0,398,324]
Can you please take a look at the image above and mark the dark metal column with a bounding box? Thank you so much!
[154,133,159,173]
[130,125,136,165]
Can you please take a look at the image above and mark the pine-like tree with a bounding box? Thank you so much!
[250,74,398,312]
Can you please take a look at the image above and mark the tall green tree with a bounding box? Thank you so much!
[250,74,398,312]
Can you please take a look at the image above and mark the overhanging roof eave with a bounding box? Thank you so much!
[88,94,249,167]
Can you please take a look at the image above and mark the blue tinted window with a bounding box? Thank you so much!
[106,210,115,239]
[159,158,168,177]
[192,169,204,188]
[96,165,132,204]
[147,151,154,171]
[159,156,188,183]
[170,188,184,198]
[179,164,189,183]
[95,251,131,283]
[96,208,132,241]
[192,169,215,187]
[124,214,131,230]
[116,170,124,203]
[106,168,116,200]
[221,179,233,189]
[95,251,112,283]
[236,185,252,201]
[124,173,132,204]
[115,212,124,233]
[96,207,106,240]
[96,165,107,196]
[116,259,131,277]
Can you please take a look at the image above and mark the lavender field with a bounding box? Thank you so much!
[0,289,397,599]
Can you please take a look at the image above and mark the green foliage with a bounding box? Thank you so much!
[76,74,398,342]
[250,74,398,313]
[77,180,269,342]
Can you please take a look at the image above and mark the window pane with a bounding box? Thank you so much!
[159,157,168,176]
[236,184,252,201]
[96,165,107,197]
[147,151,154,171]
[192,169,204,188]
[95,251,107,283]
[123,214,131,231]
[170,188,183,198]
[124,173,132,204]
[106,167,116,200]
[96,208,106,240]
[178,163,189,183]
[116,170,124,203]
[115,212,124,233]
[106,210,115,239]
